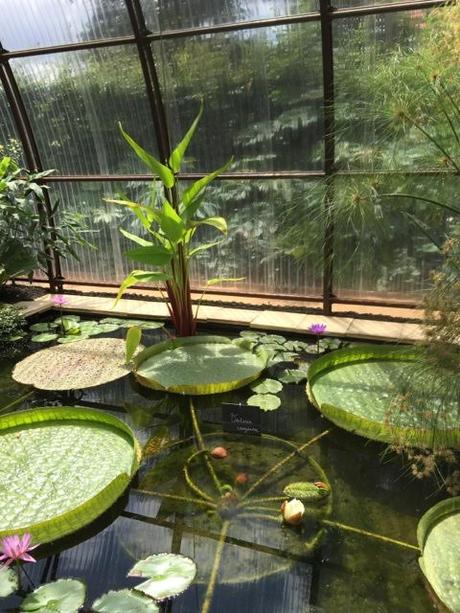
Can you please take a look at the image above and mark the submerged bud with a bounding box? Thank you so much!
[210,446,228,459]
[280,498,305,525]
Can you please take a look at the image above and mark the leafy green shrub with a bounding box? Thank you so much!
[0,304,26,342]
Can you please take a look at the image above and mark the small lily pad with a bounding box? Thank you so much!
[30,322,58,332]
[278,366,310,384]
[258,334,287,345]
[20,579,86,612]
[93,589,159,612]
[247,393,281,411]
[54,315,80,323]
[138,321,165,330]
[57,335,90,344]
[250,378,283,394]
[93,323,121,333]
[239,331,261,340]
[31,332,59,343]
[0,566,18,597]
[129,553,197,601]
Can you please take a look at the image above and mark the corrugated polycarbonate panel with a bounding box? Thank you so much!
[0,0,133,50]
[154,22,323,173]
[333,174,457,300]
[10,46,158,175]
[49,179,324,297]
[0,82,24,164]
[142,0,318,32]
[334,9,434,172]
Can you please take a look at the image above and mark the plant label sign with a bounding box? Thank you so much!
[222,403,261,436]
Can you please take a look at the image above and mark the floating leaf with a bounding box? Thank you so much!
[31,332,58,343]
[100,317,125,325]
[239,331,261,340]
[250,378,283,394]
[418,498,460,612]
[93,589,159,613]
[278,366,310,384]
[129,553,197,601]
[247,394,281,411]
[0,566,18,597]
[284,340,311,352]
[20,579,86,612]
[126,326,142,363]
[30,322,58,332]
[92,323,121,334]
[57,335,89,344]
[258,334,287,345]
[138,321,165,330]
[54,315,80,323]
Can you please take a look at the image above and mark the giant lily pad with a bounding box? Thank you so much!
[417,497,460,612]
[0,567,18,597]
[0,407,141,544]
[307,345,460,448]
[13,338,140,390]
[134,336,268,395]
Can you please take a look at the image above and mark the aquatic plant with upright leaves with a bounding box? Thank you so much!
[107,102,238,336]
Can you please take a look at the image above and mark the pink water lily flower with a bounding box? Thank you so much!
[308,323,327,335]
[0,533,39,566]
[51,294,69,307]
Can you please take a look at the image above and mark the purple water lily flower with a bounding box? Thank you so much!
[0,533,39,566]
[51,294,68,307]
[308,323,327,335]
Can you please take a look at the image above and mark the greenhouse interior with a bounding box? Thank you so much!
[0,0,459,611]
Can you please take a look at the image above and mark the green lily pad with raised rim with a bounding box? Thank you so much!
[307,344,460,448]
[417,497,460,612]
[0,407,141,544]
[134,335,268,395]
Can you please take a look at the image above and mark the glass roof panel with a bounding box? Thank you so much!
[154,22,323,173]
[10,45,158,175]
[141,0,318,32]
[0,0,132,51]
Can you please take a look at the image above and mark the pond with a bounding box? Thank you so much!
[0,316,442,612]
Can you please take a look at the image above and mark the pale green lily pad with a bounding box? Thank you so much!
[250,378,283,394]
[93,589,159,612]
[31,332,59,343]
[0,566,18,597]
[20,579,86,612]
[239,331,261,340]
[54,315,80,323]
[258,334,287,344]
[134,335,267,395]
[418,497,460,612]
[278,366,310,384]
[92,323,121,334]
[0,406,140,544]
[30,322,58,332]
[129,553,197,601]
[57,335,90,344]
[247,393,281,411]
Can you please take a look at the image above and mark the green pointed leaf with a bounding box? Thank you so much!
[93,589,159,613]
[126,326,142,363]
[0,566,18,597]
[169,101,203,173]
[129,553,197,601]
[120,228,154,247]
[250,378,283,394]
[247,393,281,411]
[160,201,185,243]
[182,157,234,216]
[20,579,86,612]
[189,239,225,258]
[116,270,170,303]
[31,332,59,343]
[125,245,172,266]
[193,216,227,234]
[119,124,174,188]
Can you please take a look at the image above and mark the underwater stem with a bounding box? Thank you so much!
[241,430,331,501]
[321,519,420,551]
[201,521,230,613]
[189,398,224,495]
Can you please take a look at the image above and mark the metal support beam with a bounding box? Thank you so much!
[0,60,62,290]
[319,0,335,315]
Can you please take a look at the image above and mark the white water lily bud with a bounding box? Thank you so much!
[281,498,305,525]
